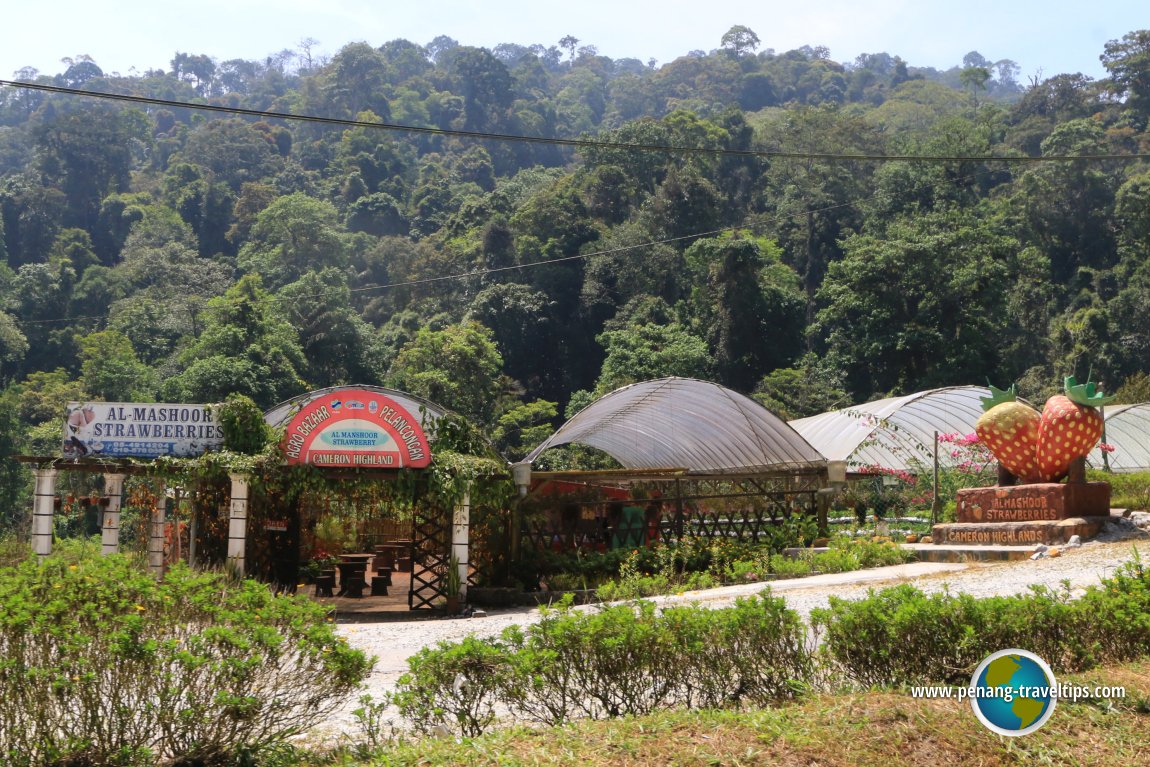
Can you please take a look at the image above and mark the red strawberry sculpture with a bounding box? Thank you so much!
[975,384,1042,483]
[1035,376,1114,482]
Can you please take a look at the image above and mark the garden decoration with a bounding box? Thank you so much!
[933,377,1113,546]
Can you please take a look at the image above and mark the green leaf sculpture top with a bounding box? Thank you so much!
[979,383,1018,412]
[1063,375,1117,407]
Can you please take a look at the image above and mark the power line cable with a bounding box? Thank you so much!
[3,79,1150,164]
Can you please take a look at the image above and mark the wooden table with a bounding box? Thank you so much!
[336,554,371,597]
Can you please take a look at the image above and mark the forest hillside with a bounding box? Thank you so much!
[2,27,1150,520]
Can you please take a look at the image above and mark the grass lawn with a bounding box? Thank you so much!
[318,661,1150,766]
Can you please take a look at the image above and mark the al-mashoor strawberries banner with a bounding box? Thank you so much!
[280,389,431,468]
[63,402,225,459]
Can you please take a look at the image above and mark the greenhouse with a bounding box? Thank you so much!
[1087,403,1150,472]
[789,385,993,473]
[518,378,828,549]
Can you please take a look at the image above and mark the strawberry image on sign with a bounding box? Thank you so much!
[975,384,1042,483]
[1035,376,1114,482]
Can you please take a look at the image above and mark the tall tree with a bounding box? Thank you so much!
[386,321,509,426]
[813,208,1018,398]
[1101,30,1150,117]
[163,274,306,407]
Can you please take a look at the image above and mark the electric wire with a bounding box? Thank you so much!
[4,79,1150,164]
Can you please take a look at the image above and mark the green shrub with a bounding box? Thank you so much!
[768,553,813,577]
[395,636,515,737]
[666,594,813,708]
[1075,553,1150,662]
[1091,470,1150,511]
[0,554,372,766]
[811,584,994,686]
[395,593,814,735]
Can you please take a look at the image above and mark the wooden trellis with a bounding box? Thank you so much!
[408,500,452,610]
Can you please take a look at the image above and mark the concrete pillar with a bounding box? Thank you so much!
[31,467,58,560]
[148,482,167,579]
[450,484,471,600]
[100,473,126,556]
[227,473,250,576]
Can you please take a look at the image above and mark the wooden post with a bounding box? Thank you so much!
[100,473,126,556]
[1101,405,1111,472]
[31,467,58,560]
[930,431,942,525]
[674,478,685,540]
[227,473,250,576]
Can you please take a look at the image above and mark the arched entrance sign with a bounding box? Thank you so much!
[280,388,432,468]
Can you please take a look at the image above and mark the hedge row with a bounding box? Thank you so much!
[396,594,813,736]
[399,552,1150,736]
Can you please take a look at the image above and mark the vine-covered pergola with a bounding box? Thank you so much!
[19,386,513,610]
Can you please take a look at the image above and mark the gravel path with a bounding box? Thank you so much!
[319,528,1150,741]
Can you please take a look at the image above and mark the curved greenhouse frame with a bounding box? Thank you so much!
[789,385,993,473]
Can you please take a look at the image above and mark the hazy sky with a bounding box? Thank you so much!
[3,1,1145,83]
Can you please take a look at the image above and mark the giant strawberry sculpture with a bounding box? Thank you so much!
[977,377,1113,484]
[975,384,1042,483]
[1035,377,1114,482]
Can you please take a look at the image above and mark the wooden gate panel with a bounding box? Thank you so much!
[408,501,451,610]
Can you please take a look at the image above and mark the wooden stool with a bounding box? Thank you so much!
[370,576,389,596]
[314,574,335,597]
[375,566,393,586]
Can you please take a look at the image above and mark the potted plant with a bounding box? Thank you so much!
[444,553,462,614]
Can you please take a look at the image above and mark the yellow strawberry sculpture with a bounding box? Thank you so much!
[976,378,1114,484]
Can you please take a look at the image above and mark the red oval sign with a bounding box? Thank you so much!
[281,389,431,468]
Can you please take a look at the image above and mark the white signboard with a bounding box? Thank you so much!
[63,402,225,459]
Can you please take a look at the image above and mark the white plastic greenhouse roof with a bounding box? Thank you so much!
[1087,403,1150,472]
[789,385,992,472]
[524,378,826,475]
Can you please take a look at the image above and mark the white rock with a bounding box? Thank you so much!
[1065,535,1082,549]
[1033,544,1049,553]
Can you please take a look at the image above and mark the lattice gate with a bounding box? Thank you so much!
[408,499,452,610]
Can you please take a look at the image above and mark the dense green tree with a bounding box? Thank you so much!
[78,329,155,401]
[491,399,559,460]
[314,43,393,120]
[753,353,849,420]
[385,321,509,426]
[163,274,306,407]
[276,269,385,387]
[1101,30,1150,118]
[594,320,713,395]
[813,208,1019,397]
[685,235,805,392]
[176,118,283,191]
[34,104,147,232]
[236,193,348,290]
[0,176,65,267]
[447,47,514,132]
[467,283,559,400]
[0,312,28,384]
[720,26,761,59]
[1008,119,1120,287]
